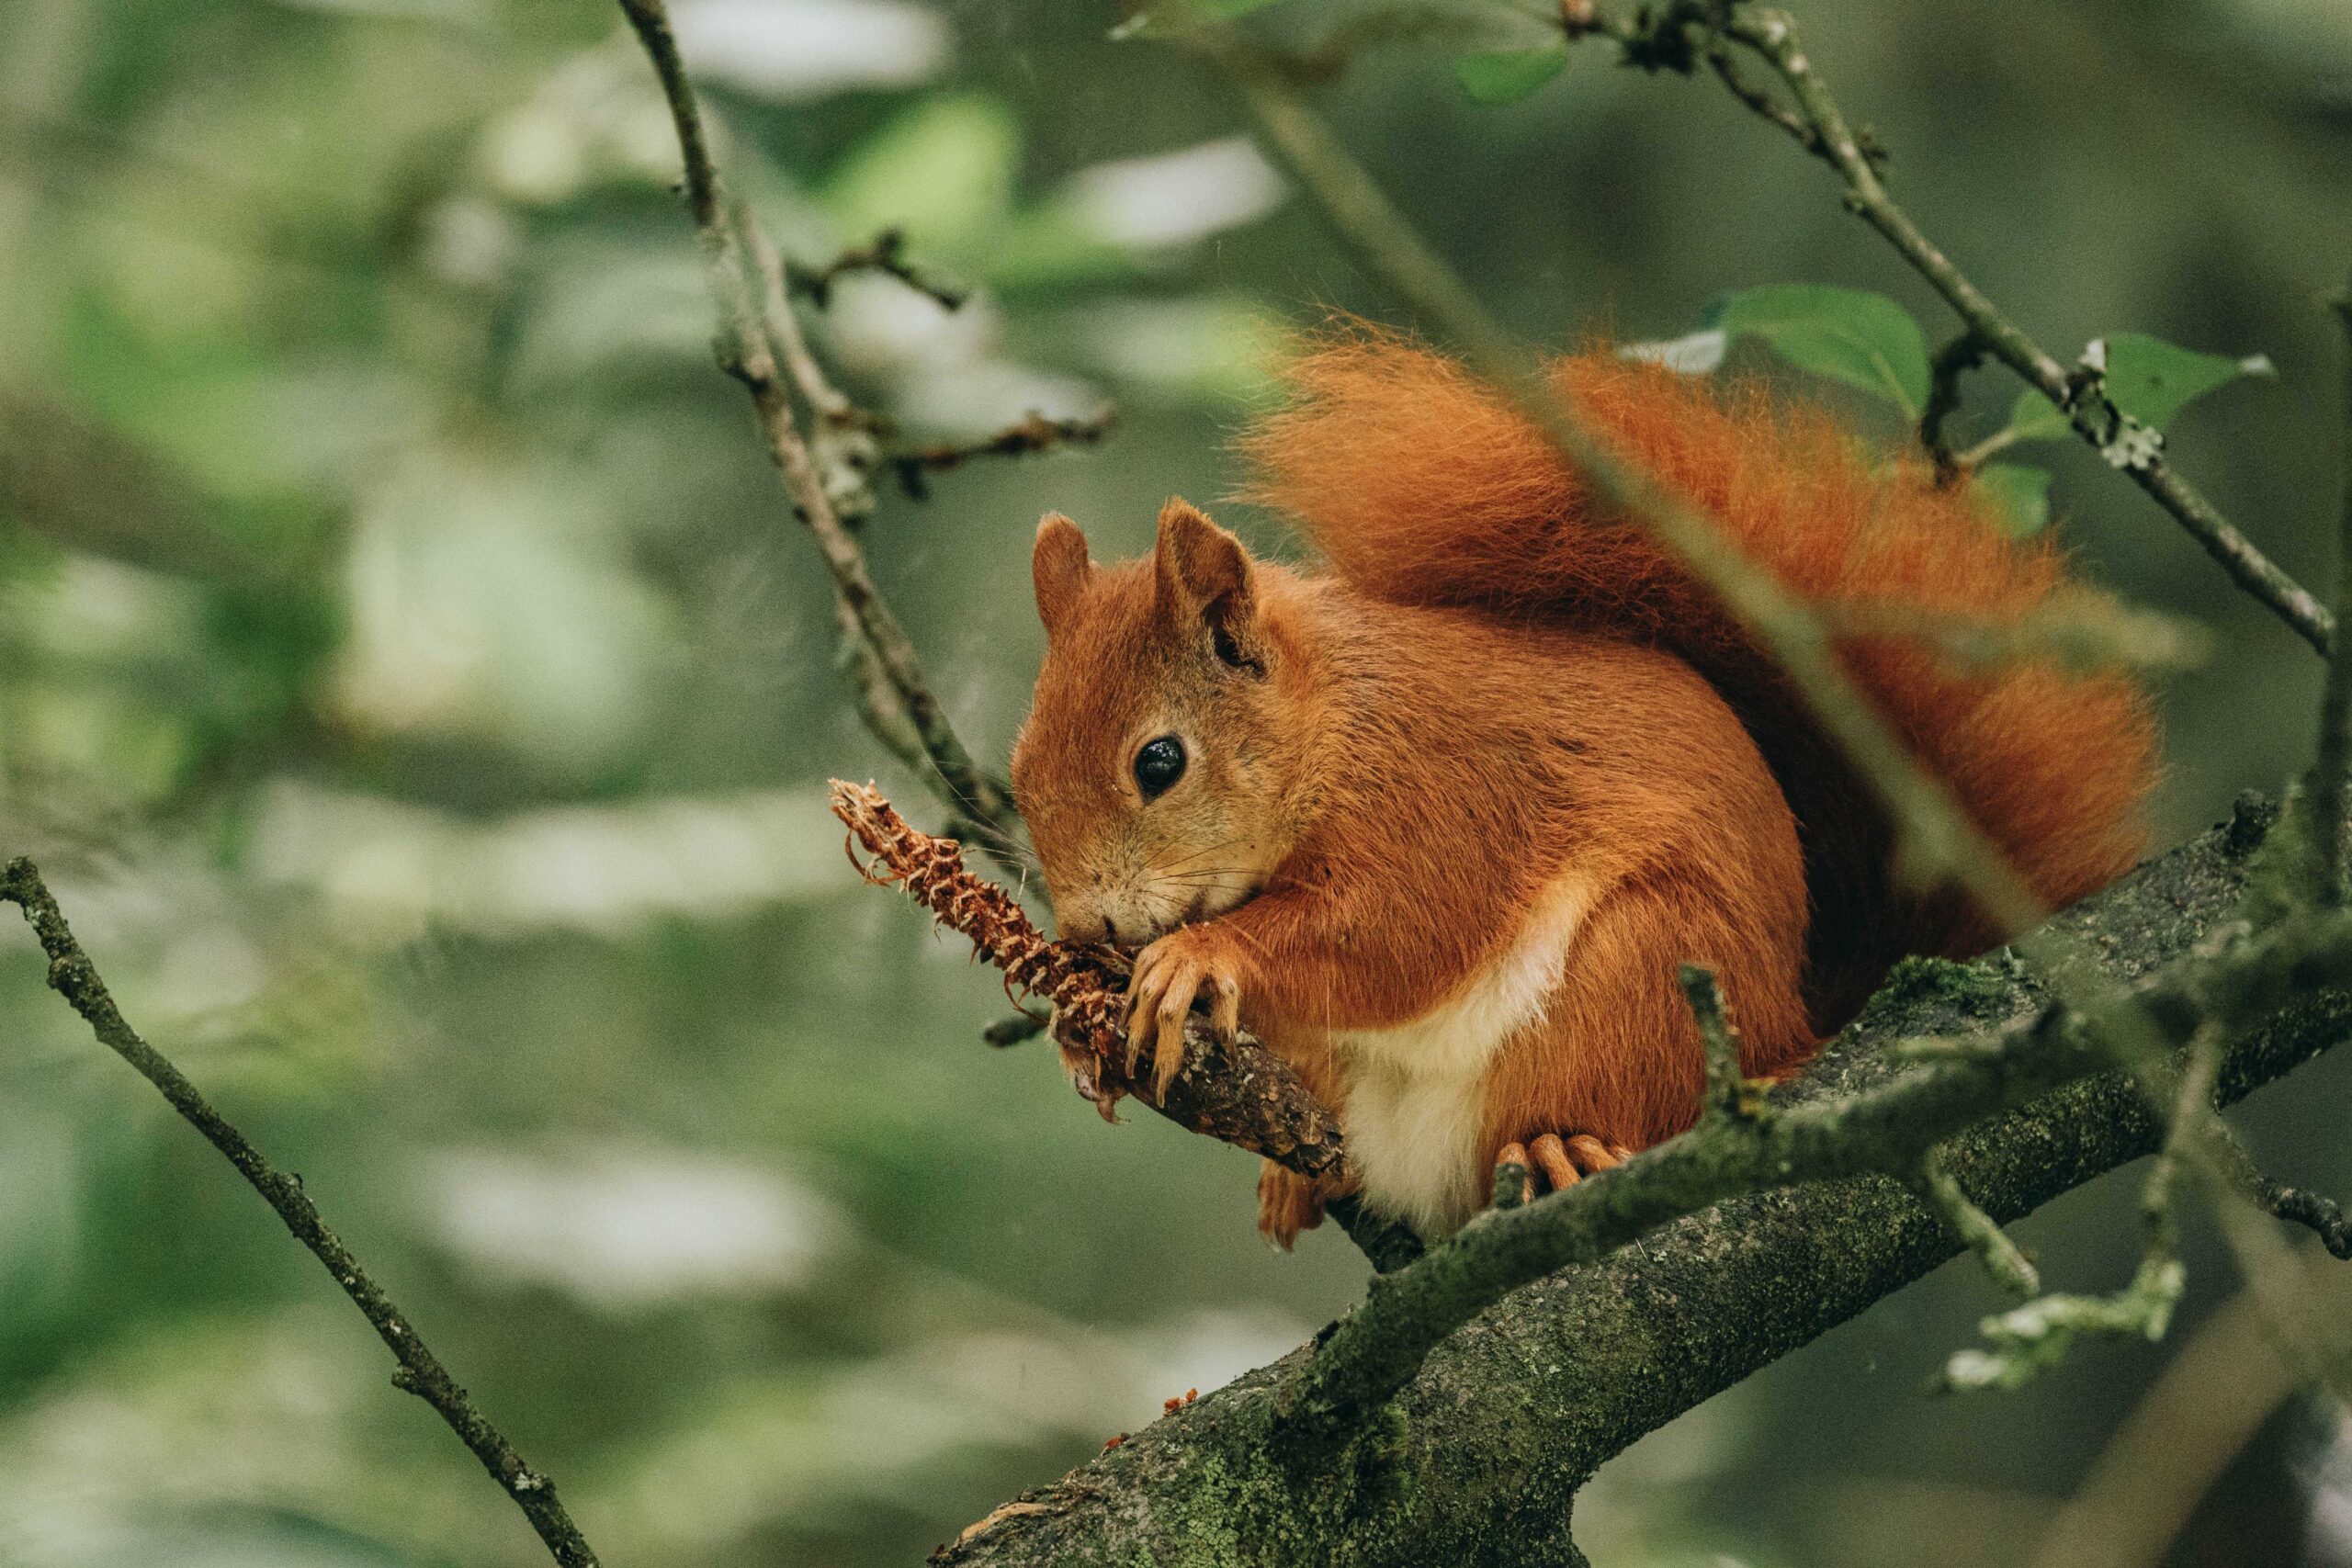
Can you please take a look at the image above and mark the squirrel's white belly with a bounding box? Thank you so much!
[1329,874,1594,1238]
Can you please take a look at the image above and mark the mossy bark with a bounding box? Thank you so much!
[938,798,2350,1567]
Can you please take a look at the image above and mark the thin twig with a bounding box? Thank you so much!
[0,859,602,1568]
[1813,595,2211,676]
[613,0,1023,867]
[1919,330,1987,481]
[740,203,884,521]
[1917,1147,2040,1299]
[1679,963,1763,1122]
[2309,283,2352,897]
[2256,1179,2352,1260]
[889,412,1116,501]
[1710,6,2332,655]
[788,225,968,311]
[1213,29,2049,940]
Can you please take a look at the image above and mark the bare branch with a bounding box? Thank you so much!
[1283,874,2352,1438]
[788,225,968,311]
[1916,1147,2040,1300]
[614,0,1024,867]
[889,411,1117,501]
[2256,1179,2352,1260]
[0,859,603,1568]
[1919,330,1987,481]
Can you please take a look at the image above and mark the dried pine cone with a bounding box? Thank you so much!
[831,780,1126,1072]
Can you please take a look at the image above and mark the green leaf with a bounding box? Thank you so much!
[1708,284,1932,415]
[819,94,1021,258]
[2004,332,2274,444]
[1453,47,1568,106]
[1969,462,2053,537]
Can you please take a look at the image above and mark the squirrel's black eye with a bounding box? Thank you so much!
[1134,736,1187,799]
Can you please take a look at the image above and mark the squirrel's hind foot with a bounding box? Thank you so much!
[1494,1133,1633,1204]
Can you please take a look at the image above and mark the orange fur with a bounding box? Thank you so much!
[1010,335,2155,1241]
[1238,333,2157,1025]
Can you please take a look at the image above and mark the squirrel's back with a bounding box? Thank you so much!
[1239,332,2156,1029]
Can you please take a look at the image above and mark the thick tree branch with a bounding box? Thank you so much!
[0,859,603,1568]
[1279,852,2351,1436]
[940,801,2352,1567]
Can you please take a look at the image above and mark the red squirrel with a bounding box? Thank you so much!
[1009,332,2156,1246]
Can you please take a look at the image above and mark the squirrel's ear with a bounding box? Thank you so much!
[1033,513,1092,642]
[1154,498,1266,676]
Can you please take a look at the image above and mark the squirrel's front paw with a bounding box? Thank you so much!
[1123,925,1243,1100]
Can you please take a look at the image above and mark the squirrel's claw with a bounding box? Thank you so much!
[1123,926,1245,1102]
[1498,1132,1634,1203]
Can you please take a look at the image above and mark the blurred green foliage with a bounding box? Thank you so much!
[3,0,2352,1564]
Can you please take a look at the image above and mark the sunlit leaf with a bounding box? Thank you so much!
[1969,462,2053,537]
[671,0,948,101]
[989,138,1286,289]
[1707,284,1933,414]
[1453,47,1568,106]
[2004,332,2275,444]
[820,93,1021,257]
[1055,291,1286,404]
[1057,137,1286,249]
[1620,328,1728,375]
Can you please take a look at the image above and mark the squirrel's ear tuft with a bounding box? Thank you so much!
[1033,513,1092,642]
[1154,498,1267,676]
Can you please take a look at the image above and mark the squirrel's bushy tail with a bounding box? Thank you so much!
[1238,331,2157,1029]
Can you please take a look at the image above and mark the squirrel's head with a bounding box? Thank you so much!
[1010,499,1301,951]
